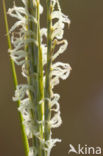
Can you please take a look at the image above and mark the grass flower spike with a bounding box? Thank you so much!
[5,0,71,156]
[44,1,71,155]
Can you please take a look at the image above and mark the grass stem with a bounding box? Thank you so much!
[3,1,29,156]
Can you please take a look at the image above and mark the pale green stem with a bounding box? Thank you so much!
[26,0,39,151]
[3,1,29,156]
[37,0,44,156]
[44,0,53,153]
[26,1,44,156]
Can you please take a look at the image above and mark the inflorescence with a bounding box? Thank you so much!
[8,0,71,156]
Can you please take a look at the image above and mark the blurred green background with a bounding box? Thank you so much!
[0,0,103,156]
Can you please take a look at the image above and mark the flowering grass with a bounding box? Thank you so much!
[3,0,71,156]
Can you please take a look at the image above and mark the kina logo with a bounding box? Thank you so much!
[68,144,102,155]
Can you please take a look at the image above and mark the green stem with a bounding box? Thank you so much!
[44,0,53,151]
[3,1,29,156]
[26,1,44,156]
[26,0,38,151]
[37,0,44,155]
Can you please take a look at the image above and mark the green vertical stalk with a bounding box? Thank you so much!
[37,0,44,132]
[26,0,39,151]
[37,0,44,156]
[26,1,44,156]
[44,0,53,152]
[3,1,29,156]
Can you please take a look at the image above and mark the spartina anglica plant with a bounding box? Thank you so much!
[3,0,71,156]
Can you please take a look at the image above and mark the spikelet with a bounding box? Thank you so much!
[42,0,71,155]
[8,1,44,156]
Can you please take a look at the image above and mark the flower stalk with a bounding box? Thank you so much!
[4,0,71,156]
[44,0,53,141]
[3,1,29,156]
